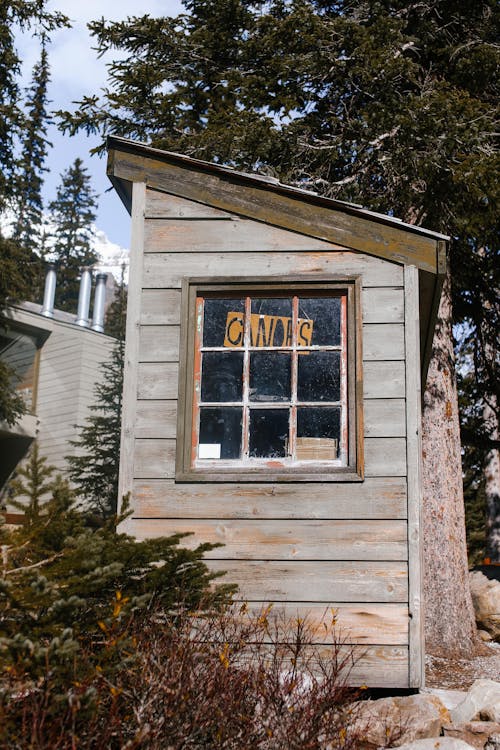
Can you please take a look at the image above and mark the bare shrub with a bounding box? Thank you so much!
[1,604,362,749]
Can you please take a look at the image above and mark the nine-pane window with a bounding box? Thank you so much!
[192,293,348,467]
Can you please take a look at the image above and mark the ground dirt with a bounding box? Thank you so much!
[425,642,500,689]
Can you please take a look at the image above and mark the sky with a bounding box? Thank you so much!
[16,0,184,255]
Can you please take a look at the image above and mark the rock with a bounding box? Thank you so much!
[443,721,500,750]
[424,689,469,712]
[470,572,500,642]
[395,740,476,749]
[450,680,500,724]
[353,693,450,748]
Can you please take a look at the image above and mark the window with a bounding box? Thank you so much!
[176,280,363,482]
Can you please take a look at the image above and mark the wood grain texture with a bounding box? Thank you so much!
[363,324,404,361]
[146,189,234,219]
[204,559,408,602]
[364,438,406,477]
[364,399,406,437]
[134,439,176,479]
[117,182,146,512]
[145,218,347,254]
[131,477,408,519]
[111,149,437,273]
[127,518,408,561]
[362,287,404,324]
[243,603,409,645]
[364,361,406,398]
[135,400,177,438]
[404,265,424,688]
[142,252,403,289]
[138,325,180,362]
[140,289,181,325]
[137,363,178,399]
[132,437,406,479]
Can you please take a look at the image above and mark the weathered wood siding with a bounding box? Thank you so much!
[33,316,114,474]
[120,187,420,688]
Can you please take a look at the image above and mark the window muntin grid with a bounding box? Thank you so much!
[192,293,348,468]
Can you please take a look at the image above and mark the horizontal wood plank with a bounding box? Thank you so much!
[133,437,406,479]
[137,363,178,399]
[142,252,403,289]
[133,397,405,441]
[363,324,404,361]
[363,361,406,398]
[348,646,409,687]
[131,477,407,519]
[135,400,177,438]
[139,326,180,362]
[140,289,181,325]
[146,190,234,219]
[206,560,409,602]
[364,399,406,437]
[145,218,347,254]
[362,287,404,324]
[128,518,408,561]
[243,603,409,645]
[134,439,176,479]
[364,438,406,476]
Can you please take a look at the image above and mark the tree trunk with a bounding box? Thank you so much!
[421,272,479,657]
[484,398,500,562]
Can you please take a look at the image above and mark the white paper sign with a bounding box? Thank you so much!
[198,443,221,459]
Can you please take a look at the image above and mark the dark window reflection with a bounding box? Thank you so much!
[297,407,340,460]
[298,297,341,346]
[201,351,243,402]
[203,298,245,348]
[249,352,291,402]
[199,407,242,459]
[297,351,340,402]
[249,409,289,458]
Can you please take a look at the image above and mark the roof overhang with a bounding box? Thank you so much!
[107,135,448,386]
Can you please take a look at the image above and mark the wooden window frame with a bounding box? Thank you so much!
[176,277,364,483]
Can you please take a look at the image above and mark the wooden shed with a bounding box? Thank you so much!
[108,135,448,689]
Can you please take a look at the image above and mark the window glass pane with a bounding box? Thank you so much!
[199,407,242,459]
[0,331,38,412]
[250,297,292,347]
[298,297,341,346]
[249,352,291,402]
[249,409,289,458]
[203,298,245,348]
[297,407,340,460]
[297,351,340,402]
[201,351,243,402]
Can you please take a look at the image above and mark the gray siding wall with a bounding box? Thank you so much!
[120,187,419,688]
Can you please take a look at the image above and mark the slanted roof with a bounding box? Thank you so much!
[106,135,448,382]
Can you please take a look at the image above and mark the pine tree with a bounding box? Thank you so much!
[12,37,52,255]
[68,270,127,517]
[48,158,99,312]
[0,2,69,423]
[58,0,499,655]
[6,443,57,526]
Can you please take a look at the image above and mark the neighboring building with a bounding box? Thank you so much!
[107,135,448,689]
[0,269,115,490]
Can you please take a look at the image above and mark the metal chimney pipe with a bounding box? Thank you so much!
[41,264,57,317]
[75,267,93,327]
[91,273,108,333]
